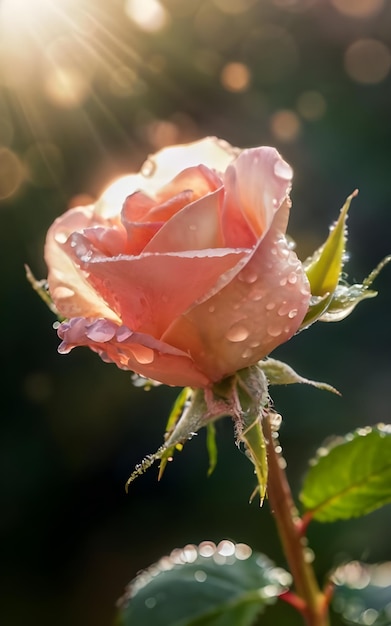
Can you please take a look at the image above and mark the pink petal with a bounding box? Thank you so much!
[144,189,224,253]
[162,201,310,382]
[222,147,293,247]
[44,206,120,321]
[155,164,222,204]
[57,317,210,388]
[64,234,250,338]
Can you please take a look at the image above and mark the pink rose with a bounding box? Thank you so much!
[45,137,310,388]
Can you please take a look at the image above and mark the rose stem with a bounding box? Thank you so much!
[263,413,330,626]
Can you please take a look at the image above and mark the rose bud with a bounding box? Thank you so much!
[44,137,310,388]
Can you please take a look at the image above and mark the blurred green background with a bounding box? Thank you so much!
[1,0,391,624]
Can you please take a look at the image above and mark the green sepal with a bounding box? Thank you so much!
[206,422,218,477]
[234,367,270,504]
[301,191,356,328]
[25,264,62,319]
[332,561,391,625]
[304,191,355,296]
[125,387,229,490]
[317,254,391,323]
[300,424,391,522]
[259,357,340,395]
[158,387,192,480]
[116,540,291,626]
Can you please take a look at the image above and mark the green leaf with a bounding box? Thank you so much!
[117,540,291,626]
[259,358,340,395]
[300,424,391,522]
[332,561,391,625]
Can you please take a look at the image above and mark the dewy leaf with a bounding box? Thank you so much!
[304,191,356,297]
[259,358,340,395]
[300,424,391,522]
[116,540,291,626]
[332,561,391,625]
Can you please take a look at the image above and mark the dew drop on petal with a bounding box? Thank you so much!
[189,224,197,231]
[251,289,265,301]
[225,323,250,342]
[141,157,156,177]
[208,304,216,313]
[53,286,75,299]
[279,277,288,286]
[250,340,260,348]
[268,324,283,337]
[54,231,68,244]
[277,301,290,316]
[288,308,298,318]
[288,271,298,284]
[239,269,258,283]
[131,346,155,364]
[273,159,293,181]
[241,348,253,359]
[266,301,276,311]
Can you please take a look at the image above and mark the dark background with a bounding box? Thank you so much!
[1,0,391,624]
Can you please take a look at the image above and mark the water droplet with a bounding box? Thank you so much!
[189,224,197,231]
[53,286,75,299]
[270,247,278,255]
[208,304,216,313]
[54,231,68,244]
[288,271,298,284]
[232,302,241,310]
[194,570,207,582]
[268,324,282,337]
[239,270,258,283]
[266,301,276,311]
[225,323,249,342]
[131,346,155,364]
[273,159,293,181]
[70,239,77,248]
[145,597,157,609]
[241,348,252,359]
[250,340,260,348]
[279,277,287,286]
[141,157,156,177]
[288,308,298,318]
[251,289,265,301]
[81,250,93,263]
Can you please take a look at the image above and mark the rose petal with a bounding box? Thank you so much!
[162,201,310,382]
[44,206,121,321]
[64,234,250,337]
[144,189,224,253]
[222,147,292,247]
[57,317,210,388]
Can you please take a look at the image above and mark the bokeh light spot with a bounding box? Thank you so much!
[125,0,168,32]
[344,38,391,85]
[220,62,251,92]
[0,147,24,199]
[43,66,91,108]
[297,90,327,121]
[270,109,301,142]
[331,0,384,18]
